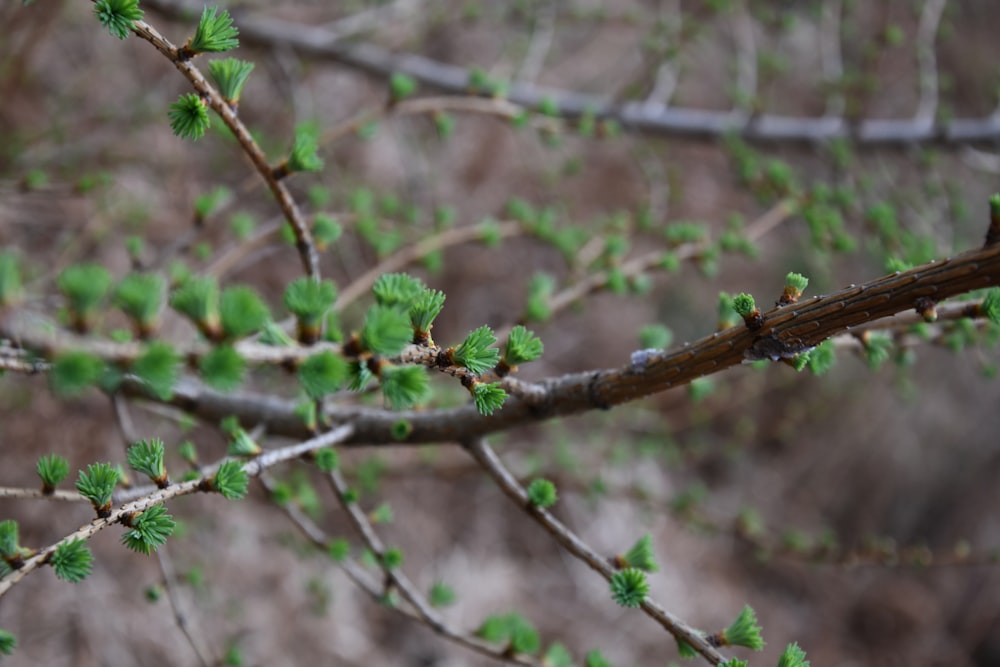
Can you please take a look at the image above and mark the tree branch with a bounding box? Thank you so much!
[142,0,1000,144]
[463,438,725,665]
[135,238,1000,445]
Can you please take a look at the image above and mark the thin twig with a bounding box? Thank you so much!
[820,0,845,118]
[156,546,215,667]
[334,220,523,309]
[126,14,321,279]
[462,438,726,665]
[0,488,87,502]
[0,424,354,598]
[914,0,947,127]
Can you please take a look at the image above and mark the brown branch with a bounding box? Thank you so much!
[144,239,1000,446]
[126,16,320,279]
[463,438,726,665]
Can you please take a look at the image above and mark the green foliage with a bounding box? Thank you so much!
[543,643,574,667]
[51,539,94,583]
[538,96,559,117]
[132,342,180,400]
[434,112,455,138]
[777,643,810,667]
[287,123,324,173]
[429,581,456,607]
[527,478,558,508]
[390,419,413,440]
[76,462,119,513]
[665,221,708,245]
[284,278,336,327]
[382,547,404,569]
[58,264,112,321]
[609,568,649,608]
[94,0,142,39]
[799,340,835,375]
[325,538,350,562]
[178,441,198,466]
[194,186,229,219]
[114,272,165,331]
[863,332,893,370]
[361,305,413,356]
[227,428,261,456]
[621,534,659,572]
[0,251,22,306]
[219,286,270,339]
[169,93,211,141]
[313,214,342,249]
[526,273,556,321]
[369,502,393,524]
[36,454,70,492]
[199,345,245,391]
[170,276,219,333]
[50,351,104,397]
[638,324,673,350]
[208,58,255,104]
[188,7,239,54]
[379,365,430,409]
[472,382,506,416]
[477,613,540,654]
[410,288,446,334]
[723,605,765,650]
[785,272,809,293]
[372,273,424,308]
[719,660,748,667]
[0,628,15,656]
[121,504,175,555]
[731,293,756,317]
[453,326,500,373]
[298,351,349,399]
[0,520,19,559]
[389,72,418,101]
[127,438,167,485]
[981,287,1000,324]
[584,650,614,667]
[688,377,714,402]
[212,460,249,499]
[504,325,544,366]
[314,448,339,472]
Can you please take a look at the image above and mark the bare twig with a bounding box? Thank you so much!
[820,0,845,118]
[155,546,215,667]
[335,220,523,310]
[914,0,948,127]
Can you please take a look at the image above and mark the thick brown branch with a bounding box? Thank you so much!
[151,241,1000,445]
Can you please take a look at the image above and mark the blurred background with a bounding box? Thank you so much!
[1,1,999,665]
